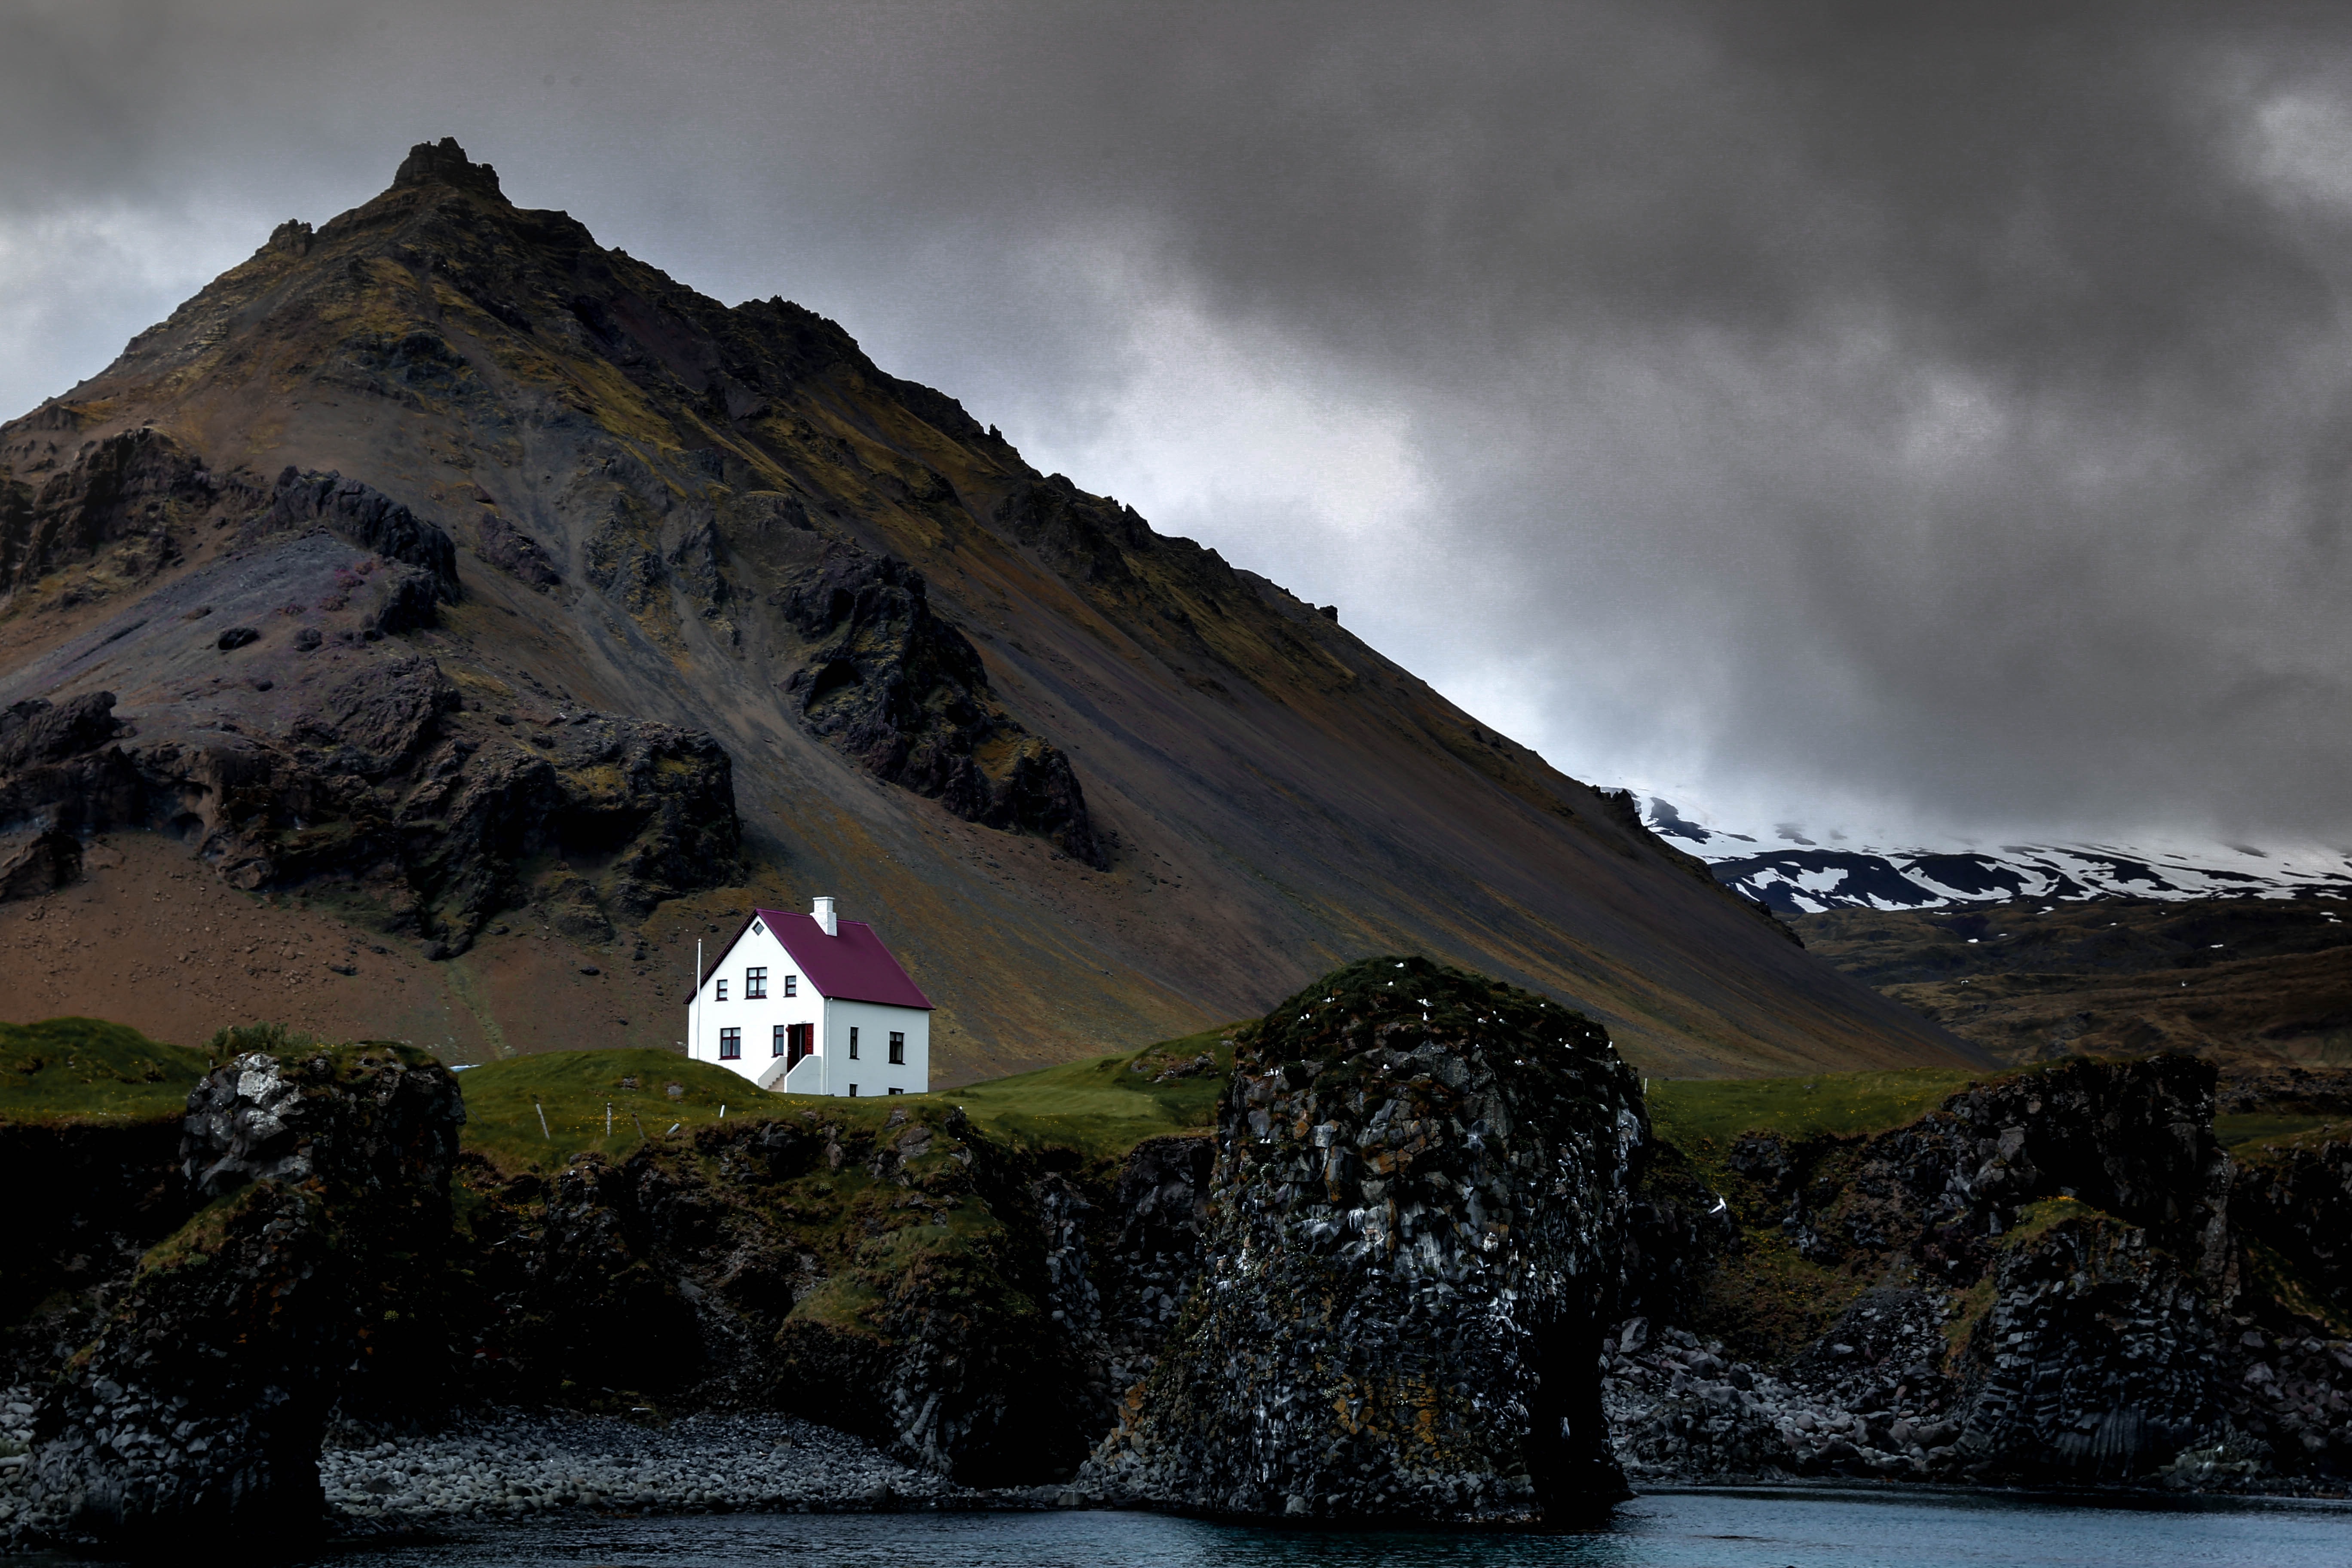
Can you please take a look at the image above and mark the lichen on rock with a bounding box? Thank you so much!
[1084,955,1646,1522]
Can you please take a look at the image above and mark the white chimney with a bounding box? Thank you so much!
[812,895,837,936]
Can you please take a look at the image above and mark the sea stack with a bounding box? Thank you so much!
[1084,955,1647,1522]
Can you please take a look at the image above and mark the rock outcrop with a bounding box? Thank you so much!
[20,1040,463,1550]
[1087,1134,1214,1397]
[2234,1134,2352,1314]
[780,543,1104,867]
[1602,1054,2352,1491]
[259,468,461,604]
[0,426,242,604]
[1950,1200,2226,1481]
[1721,1055,2229,1294]
[1085,956,1646,1522]
[0,662,739,947]
[0,692,142,896]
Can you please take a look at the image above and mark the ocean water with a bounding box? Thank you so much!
[318,1486,2352,1568]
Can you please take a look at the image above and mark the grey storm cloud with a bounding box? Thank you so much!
[3,0,2348,842]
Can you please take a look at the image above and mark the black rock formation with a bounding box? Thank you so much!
[1722,1055,2230,1292]
[261,468,461,603]
[0,427,236,601]
[1951,1203,2225,1481]
[781,542,1104,867]
[0,661,739,947]
[20,1042,463,1551]
[1085,956,1646,1522]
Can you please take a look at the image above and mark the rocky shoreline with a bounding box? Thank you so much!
[0,1395,1107,1539]
[316,1408,957,1522]
[13,1382,2348,1547]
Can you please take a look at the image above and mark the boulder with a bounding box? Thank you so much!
[1084,955,1646,1522]
[20,1041,463,1551]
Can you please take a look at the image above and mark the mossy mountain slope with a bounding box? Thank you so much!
[0,138,1972,1080]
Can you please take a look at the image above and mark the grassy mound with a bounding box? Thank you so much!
[936,1025,1243,1159]
[0,1018,211,1125]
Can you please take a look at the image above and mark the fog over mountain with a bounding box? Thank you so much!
[5,1,2349,845]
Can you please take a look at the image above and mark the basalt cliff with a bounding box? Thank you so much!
[0,137,1970,1081]
[13,979,2352,1550]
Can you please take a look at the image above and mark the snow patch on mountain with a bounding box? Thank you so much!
[1617,790,2352,914]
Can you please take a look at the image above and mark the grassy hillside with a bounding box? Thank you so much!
[0,1017,210,1125]
[1794,896,2352,1069]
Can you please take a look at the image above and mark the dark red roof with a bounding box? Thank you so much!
[752,910,934,1010]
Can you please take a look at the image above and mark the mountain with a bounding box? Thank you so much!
[0,138,1975,1081]
[1629,794,2352,914]
[1605,793,2352,1066]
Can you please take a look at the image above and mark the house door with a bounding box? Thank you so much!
[787,1023,813,1069]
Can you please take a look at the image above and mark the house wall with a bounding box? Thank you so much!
[820,999,931,1096]
[687,931,821,1086]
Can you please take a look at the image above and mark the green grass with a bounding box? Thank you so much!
[452,1048,796,1170]
[0,1018,211,1125]
[1645,1066,1987,1156]
[453,1027,1244,1172]
[928,1025,1241,1160]
[0,1004,1246,1170]
[2215,1113,2352,1150]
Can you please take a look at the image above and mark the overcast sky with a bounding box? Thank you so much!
[6,1,2349,846]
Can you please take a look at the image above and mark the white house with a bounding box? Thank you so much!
[686,896,933,1096]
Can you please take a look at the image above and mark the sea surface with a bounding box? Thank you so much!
[301,1485,2348,1568]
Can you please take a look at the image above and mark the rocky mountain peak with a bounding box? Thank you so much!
[0,137,1978,1077]
[391,135,504,198]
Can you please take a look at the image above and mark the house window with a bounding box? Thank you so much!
[888,1087,903,1096]
[848,1027,860,1060]
[746,967,767,999]
[888,1032,906,1065]
[715,979,728,1001]
[752,921,764,935]
[772,1025,787,1057]
[719,1028,741,1060]
[783,975,797,997]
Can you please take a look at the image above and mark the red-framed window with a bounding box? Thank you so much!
[888,1031,906,1065]
[746,967,767,998]
[772,1025,787,1057]
[719,1027,741,1060]
[784,975,797,997]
